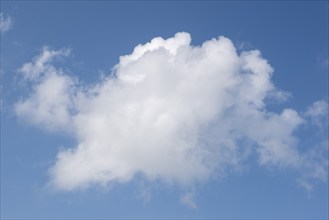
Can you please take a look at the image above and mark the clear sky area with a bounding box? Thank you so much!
[1,1,328,219]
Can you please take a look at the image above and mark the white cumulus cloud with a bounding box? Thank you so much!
[15,33,328,196]
[0,13,12,33]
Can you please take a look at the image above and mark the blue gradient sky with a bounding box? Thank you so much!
[1,1,328,219]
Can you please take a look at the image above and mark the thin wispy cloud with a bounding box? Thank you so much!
[0,13,12,33]
[15,33,328,199]
[304,100,329,128]
[180,191,197,209]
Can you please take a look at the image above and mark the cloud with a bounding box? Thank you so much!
[15,33,328,196]
[19,47,71,81]
[16,47,75,132]
[0,13,12,33]
[298,140,328,192]
[180,191,197,209]
[304,100,328,128]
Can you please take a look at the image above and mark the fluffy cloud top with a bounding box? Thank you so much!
[15,32,328,193]
[0,13,12,33]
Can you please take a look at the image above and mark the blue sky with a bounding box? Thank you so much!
[1,1,328,219]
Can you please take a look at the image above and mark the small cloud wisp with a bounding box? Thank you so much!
[0,12,12,33]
